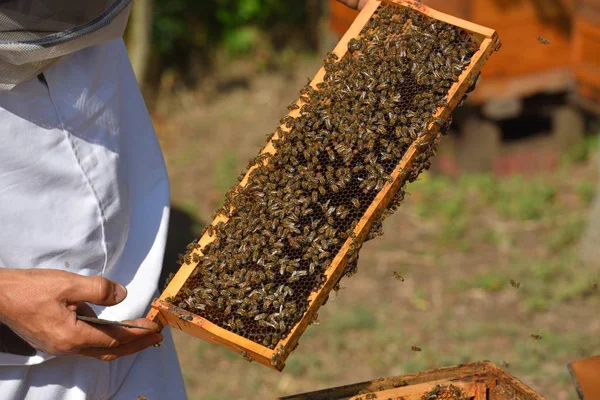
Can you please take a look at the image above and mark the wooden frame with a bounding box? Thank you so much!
[147,0,500,371]
[279,361,545,399]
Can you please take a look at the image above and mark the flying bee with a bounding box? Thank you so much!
[510,279,520,289]
[411,345,422,352]
[502,360,510,368]
[530,333,542,340]
[537,36,550,45]
[392,272,404,281]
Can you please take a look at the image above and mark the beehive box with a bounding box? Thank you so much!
[280,361,545,400]
[147,0,500,371]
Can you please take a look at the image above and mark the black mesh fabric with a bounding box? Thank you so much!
[0,0,132,90]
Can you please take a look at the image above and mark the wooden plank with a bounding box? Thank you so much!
[279,362,488,399]
[484,361,547,400]
[152,299,278,369]
[346,379,481,400]
[400,0,496,40]
[147,0,499,370]
[568,354,600,400]
[572,8,600,110]
[281,361,545,400]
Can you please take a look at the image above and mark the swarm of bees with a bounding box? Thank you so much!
[168,4,477,349]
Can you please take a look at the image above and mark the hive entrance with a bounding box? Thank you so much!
[168,2,478,350]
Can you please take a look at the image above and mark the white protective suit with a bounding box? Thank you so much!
[0,5,187,400]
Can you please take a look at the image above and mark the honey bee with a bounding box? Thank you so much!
[411,345,422,352]
[530,334,542,340]
[393,272,404,281]
[502,360,510,368]
[537,36,550,45]
[510,279,520,289]
[241,351,253,362]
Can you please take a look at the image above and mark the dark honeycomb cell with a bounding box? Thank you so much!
[169,4,477,349]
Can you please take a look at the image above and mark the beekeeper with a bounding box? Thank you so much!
[0,1,186,399]
[0,0,365,399]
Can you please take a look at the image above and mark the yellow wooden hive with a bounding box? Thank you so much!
[147,0,501,371]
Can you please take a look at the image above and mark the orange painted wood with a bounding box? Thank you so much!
[280,361,545,400]
[345,380,480,400]
[147,0,499,371]
[568,354,600,400]
[572,5,600,108]
[330,0,359,36]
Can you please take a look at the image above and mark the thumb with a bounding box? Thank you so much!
[66,275,128,306]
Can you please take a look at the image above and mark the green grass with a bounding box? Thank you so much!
[561,134,599,165]
[508,251,597,312]
[577,182,596,206]
[473,271,507,292]
[327,305,377,333]
[165,112,600,399]
[492,177,557,221]
[213,152,239,195]
[548,218,586,251]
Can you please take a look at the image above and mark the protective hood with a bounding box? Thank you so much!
[0,0,133,90]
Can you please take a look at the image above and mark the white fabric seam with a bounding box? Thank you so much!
[42,75,109,276]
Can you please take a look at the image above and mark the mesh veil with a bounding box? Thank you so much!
[0,0,132,90]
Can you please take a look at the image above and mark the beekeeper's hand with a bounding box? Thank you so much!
[0,268,162,361]
[337,0,369,10]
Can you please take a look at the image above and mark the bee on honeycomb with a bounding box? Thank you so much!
[169,3,478,349]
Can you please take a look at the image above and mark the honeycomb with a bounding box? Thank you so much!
[169,3,477,349]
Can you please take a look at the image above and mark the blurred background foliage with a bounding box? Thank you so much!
[153,0,307,56]
[126,0,318,92]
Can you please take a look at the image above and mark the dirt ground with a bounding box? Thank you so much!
[151,54,600,400]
